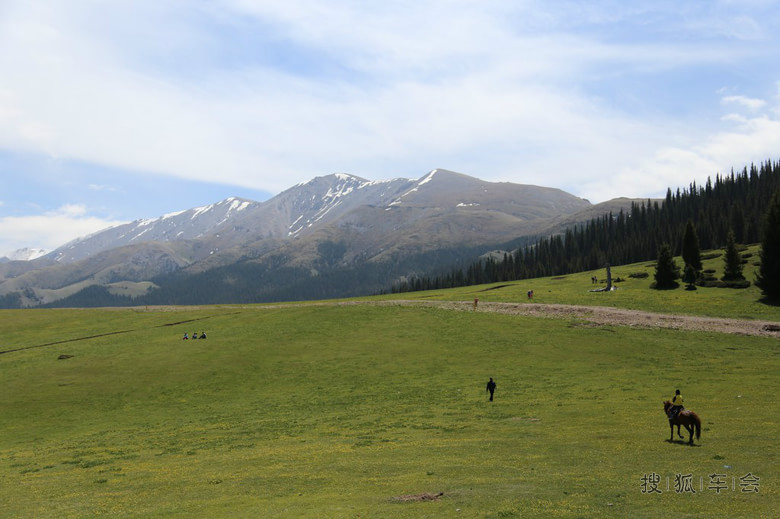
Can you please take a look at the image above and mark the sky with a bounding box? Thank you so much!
[1,0,779,257]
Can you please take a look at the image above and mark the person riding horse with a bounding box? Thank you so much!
[663,398,701,445]
[667,389,684,420]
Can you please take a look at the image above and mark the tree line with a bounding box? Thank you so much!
[392,159,780,298]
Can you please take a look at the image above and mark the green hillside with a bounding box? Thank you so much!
[381,244,778,320]
[1,254,777,517]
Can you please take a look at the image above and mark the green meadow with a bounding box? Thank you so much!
[1,249,778,517]
[373,244,778,321]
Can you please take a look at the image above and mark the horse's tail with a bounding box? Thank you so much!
[693,413,701,440]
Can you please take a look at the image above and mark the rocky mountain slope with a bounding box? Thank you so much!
[0,169,614,307]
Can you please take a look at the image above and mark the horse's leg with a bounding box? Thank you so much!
[684,424,693,444]
[669,421,674,441]
[677,424,684,439]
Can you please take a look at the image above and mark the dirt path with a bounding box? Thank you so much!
[358,300,780,338]
[169,299,779,338]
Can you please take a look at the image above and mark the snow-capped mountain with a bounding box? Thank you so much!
[0,247,50,262]
[1,169,602,307]
[46,169,590,265]
[50,197,261,263]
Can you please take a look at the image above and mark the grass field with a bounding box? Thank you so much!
[372,244,778,321]
[1,248,778,517]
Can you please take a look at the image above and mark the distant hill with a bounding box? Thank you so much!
[0,168,616,307]
[391,160,780,294]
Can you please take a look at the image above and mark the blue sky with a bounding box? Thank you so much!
[1,1,779,256]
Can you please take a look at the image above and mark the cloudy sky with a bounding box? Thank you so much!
[1,1,779,256]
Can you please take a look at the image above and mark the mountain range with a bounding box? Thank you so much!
[0,169,641,307]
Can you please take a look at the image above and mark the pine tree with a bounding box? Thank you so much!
[681,220,702,272]
[683,265,697,290]
[653,242,680,289]
[756,189,780,299]
[721,230,744,281]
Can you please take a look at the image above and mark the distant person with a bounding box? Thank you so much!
[486,377,496,401]
[192,332,198,340]
[668,389,684,420]
[182,333,188,340]
[199,332,207,339]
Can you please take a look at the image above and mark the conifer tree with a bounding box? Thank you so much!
[756,189,780,299]
[721,230,744,281]
[681,220,702,272]
[653,242,680,289]
[683,265,697,290]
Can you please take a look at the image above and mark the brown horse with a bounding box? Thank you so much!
[664,401,701,445]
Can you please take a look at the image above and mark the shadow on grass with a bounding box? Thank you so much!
[650,282,680,290]
[478,284,514,292]
[757,296,780,308]
[665,439,701,447]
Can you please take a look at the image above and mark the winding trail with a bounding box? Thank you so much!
[335,300,780,338]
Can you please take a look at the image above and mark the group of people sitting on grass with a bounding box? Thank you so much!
[182,332,207,340]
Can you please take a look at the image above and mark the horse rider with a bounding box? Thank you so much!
[668,389,684,420]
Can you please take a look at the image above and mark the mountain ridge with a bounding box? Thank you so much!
[0,169,628,307]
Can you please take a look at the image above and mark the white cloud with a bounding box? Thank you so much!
[88,183,120,192]
[578,108,780,203]
[721,95,767,110]
[0,205,126,257]
[0,0,778,218]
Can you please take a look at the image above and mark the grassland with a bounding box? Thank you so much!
[1,247,778,518]
[372,244,778,321]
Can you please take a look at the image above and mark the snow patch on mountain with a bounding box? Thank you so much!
[419,169,437,186]
[2,247,50,261]
[288,175,369,236]
[192,203,216,219]
[228,198,251,212]
[136,218,156,228]
[131,228,152,241]
[162,209,187,220]
[388,169,440,206]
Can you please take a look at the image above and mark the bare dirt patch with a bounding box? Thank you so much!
[391,492,444,502]
[366,300,780,338]
[229,299,780,337]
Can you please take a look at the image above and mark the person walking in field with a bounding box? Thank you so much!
[486,377,496,401]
